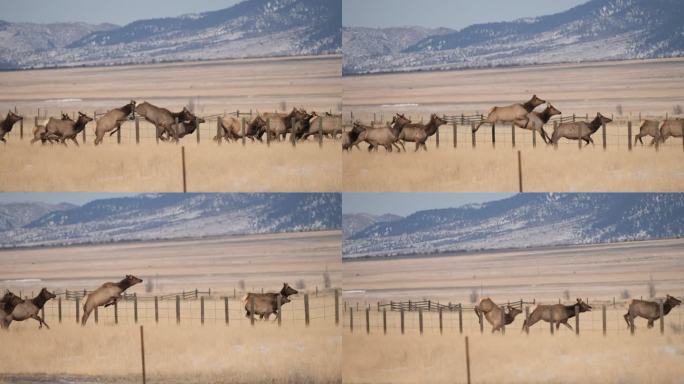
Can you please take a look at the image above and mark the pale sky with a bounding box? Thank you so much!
[343,0,587,29]
[342,193,515,216]
[0,0,243,25]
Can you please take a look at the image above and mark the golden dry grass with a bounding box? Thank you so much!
[0,322,341,383]
[342,144,684,191]
[0,140,340,192]
[342,331,684,384]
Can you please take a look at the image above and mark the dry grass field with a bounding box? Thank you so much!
[0,55,341,192]
[0,231,342,383]
[341,238,684,383]
[342,58,684,192]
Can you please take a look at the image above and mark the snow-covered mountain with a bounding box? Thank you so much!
[0,202,76,231]
[343,193,684,258]
[0,0,341,69]
[343,0,684,75]
[0,193,341,248]
[342,212,403,239]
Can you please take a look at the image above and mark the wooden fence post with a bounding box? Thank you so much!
[318,117,323,148]
[465,336,471,384]
[201,296,205,325]
[602,305,606,336]
[266,118,271,147]
[524,307,529,334]
[114,301,119,324]
[175,295,180,325]
[58,297,62,323]
[140,325,146,384]
[196,117,200,144]
[501,307,506,335]
[459,305,463,334]
[517,150,523,192]
[452,122,457,148]
[629,311,635,335]
[491,123,496,148]
[627,121,632,151]
[135,117,140,144]
[224,297,229,325]
[478,310,483,333]
[660,300,665,334]
[550,319,554,335]
[250,295,255,326]
[532,128,537,147]
[383,308,387,335]
[76,297,80,324]
[241,117,246,146]
[215,117,221,145]
[400,308,405,335]
[290,117,296,147]
[574,305,580,335]
[602,122,607,149]
[181,146,187,193]
[154,296,159,323]
[471,122,476,148]
[439,307,443,334]
[365,307,370,334]
[334,289,340,325]
[304,294,310,327]
[435,122,440,148]
[117,120,122,144]
[419,309,423,335]
[511,123,516,147]
[134,295,138,323]
[349,308,353,333]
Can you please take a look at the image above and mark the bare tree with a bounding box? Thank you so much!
[469,288,479,304]
[673,104,683,115]
[295,279,306,290]
[621,289,631,300]
[616,104,623,116]
[648,277,656,298]
[322,271,331,289]
[237,279,245,292]
[563,290,570,300]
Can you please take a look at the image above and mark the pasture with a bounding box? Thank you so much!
[0,55,342,192]
[342,58,684,192]
[341,238,684,383]
[0,231,342,383]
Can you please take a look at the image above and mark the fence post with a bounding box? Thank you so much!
[491,123,496,148]
[181,146,187,193]
[134,295,138,323]
[195,117,200,144]
[241,117,246,146]
[629,311,635,335]
[350,308,354,333]
[290,117,296,147]
[602,122,607,149]
[117,120,121,144]
[154,296,159,323]
[201,296,205,325]
[602,305,606,336]
[465,336,471,384]
[250,295,255,326]
[176,295,180,325]
[574,305,580,335]
[383,308,387,335]
[400,308,405,335]
[459,305,463,334]
[511,123,516,147]
[304,294,310,327]
[318,117,323,148]
[266,118,271,147]
[478,310,483,333]
[135,117,140,144]
[224,297,229,325]
[524,307,529,334]
[659,300,665,335]
[365,307,370,334]
[627,121,632,151]
[58,297,62,323]
[439,307,443,334]
[419,309,423,335]
[453,122,457,148]
[76,297,80,324]
[114,301,119,324]
[532,128,537,147]
[550,319,554,335]
[435,123,440,148]
[501,307,506,335]
[517,150,523,192]
[471,122,476,148]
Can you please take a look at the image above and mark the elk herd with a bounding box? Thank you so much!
[343,94,684,152]
[0,101,342,146]
[0,277,301,330]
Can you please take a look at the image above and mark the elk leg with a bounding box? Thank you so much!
[263,313,271,321]
[647,320,654,328]
[70,137,80,147]
[561,321,573,331]
[623,313,632,328]
[104,298,118,308]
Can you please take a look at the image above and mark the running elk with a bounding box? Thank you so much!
[81,275,143,325]
[522,298,591,332]
[0,110,23,143]
[624,294,681,329]
[2,288,56,329]
[94,100,136,145]
[549,113,612,146]
[474,95,545,132]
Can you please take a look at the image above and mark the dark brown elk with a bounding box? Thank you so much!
[658,119,683,143]
[549,113,612,146]
[474,297,523,333]
[0,110,23,143]
[242,283,298,320]
[474,95,545,132]
[397,114,447,151]
[81,275,143,325]
[214,115,267,143]
[0,291,23,328]
[166,115,205,139]
[42,112,93,146]
[301,112,342,140]
[634,120,661,146]
[515,104,561,143]
[623,294,681,329]
[342,123,365,151]
[2,288,56,329]
[522,298,591,332]
[94,100,136,145]
[31,113,73,144]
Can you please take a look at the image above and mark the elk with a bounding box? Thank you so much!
[301,112,342,140]
[94,100,136,145]
[624,294,681,329]
[634,120,661,146]
[549,113,612,146]
[81,275,143,325]
[42,112,93,146]
[0,291,23,328]
[474,297,523,333]
[514,104,561,143]
[2,288,56,329]
[397,114,447,151]
[352,114,410,152]
[0,110,23,143]
[31,113,73,144]
[242,283,298,320]
[522,298,591,332]
[214,115,267,143]
[474,95,545,132]
[658,119,683,143]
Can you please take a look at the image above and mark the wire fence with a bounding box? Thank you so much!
[3,106,342,146]
[344,111,684,151]
[13,288,341,328]
[342,297,684,336]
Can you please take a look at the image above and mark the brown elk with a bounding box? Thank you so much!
[81,275,143,325]
[242,283,298,320]
[522,298,591,332]
[94,100,136,145]
[397,114,447,151]
[2,288,56,329]
[549,113,612,146]
[0,291,23,328]
[0,110,23,143]
[658,119,683,143]
[624,294,681,329]
[515,104,561,143]
[474,297,523,333]
[474,95,545,132]
[634,120,661,146]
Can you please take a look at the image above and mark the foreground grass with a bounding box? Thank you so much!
[0,140,340,192]
[0,322,341,383]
